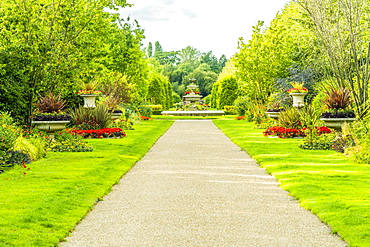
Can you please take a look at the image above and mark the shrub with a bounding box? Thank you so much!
[263,126,306,138]
[203,95,211,105]
[0,150,31,173]
[35,92,66,113]
[48,131,93,152]
[278,108,301,129]
[144,105,162,111]
[11,136,38,161]
[332,134,356,153]
[0,112,19,152]
[224,106,236,113]
[69,105,111,130]
[234,97,250,116]
[299,127,334,150]
[69,128,126,139]
[217,75,238,109]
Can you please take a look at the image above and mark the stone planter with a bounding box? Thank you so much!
[110,112,122,120]
[289,93,307,108]
[320,118,357,131]
[32,120,70,139]
[80,94,98,108]
[265,111,281,119]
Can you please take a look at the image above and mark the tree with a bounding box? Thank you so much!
[216,75,239,109]
[0,0,132,123]
[296,0,370,118]
[146,72,173,109]
[233,1,314,105]
[147,42,153,58]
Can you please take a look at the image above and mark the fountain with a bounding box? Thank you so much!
[183,81,203,111]
[161,79,225,116]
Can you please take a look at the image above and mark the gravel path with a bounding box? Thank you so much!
[60,120,346,247]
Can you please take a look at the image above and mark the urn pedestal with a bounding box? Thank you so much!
[289,93,307,108]
[32,120,70,140]
[320,118,357,131]
[80,94,98,108]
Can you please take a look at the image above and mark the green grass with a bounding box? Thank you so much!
[152,114,236,120]
[0,120,173,247]
[213,120,370,247]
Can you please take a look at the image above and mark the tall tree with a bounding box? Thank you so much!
[147,42,153,58]
[0,0,131,123]
[296,0,370,118]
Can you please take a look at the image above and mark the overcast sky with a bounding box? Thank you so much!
[118,0,290,59]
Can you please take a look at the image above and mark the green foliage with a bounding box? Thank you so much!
[146,73,173,110]
[69,105,111,130]
[234,2,314,105]
[278,108,301,129]
[298,105,321,128]
[234,97,250,116]
[298,0,370,118]
[11,136,38,161]
[0,112,19,152]
[0,0,144,124]
[202,94,211,105]
[299,131,335,150]
[172,92,182,103]
[144,105,162,112]
[223,106,236,114]
[48,132,93,152]
[215,75,239,109]
[0,151,31,172]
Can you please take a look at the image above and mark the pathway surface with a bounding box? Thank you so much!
[60,120,346,247]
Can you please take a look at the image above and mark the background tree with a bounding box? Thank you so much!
[297,0,370,118]
[213,75,239,109]
[0,0,136,124]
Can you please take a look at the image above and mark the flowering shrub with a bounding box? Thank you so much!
[76,89,103,95]
[140,116,152,121]
[49,131,93,152]
[235,116,246,120]
[264,126,332,139]
[69,128,126,139]
[183,91,200,95]
[263,126,306,138]
[287,87,308,93]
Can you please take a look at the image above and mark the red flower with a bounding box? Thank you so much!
[140,116,152,121]
[68,128,126,139]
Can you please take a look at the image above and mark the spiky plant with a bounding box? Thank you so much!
[36,92,66,113]
[324,88,352,110]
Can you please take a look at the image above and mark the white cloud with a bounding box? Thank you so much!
[120,0,289,58]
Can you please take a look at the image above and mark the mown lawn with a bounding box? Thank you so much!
[213,120,370,247]
[0,120,173,247]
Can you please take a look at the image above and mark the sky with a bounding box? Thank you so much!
[118,0,290,59]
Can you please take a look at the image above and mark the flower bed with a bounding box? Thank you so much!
[69,128,126,139]
[140,116,152,121]
[263,126,332,138]
[183,91,200,95]
[235,116,246,120]
[76,89,102,95]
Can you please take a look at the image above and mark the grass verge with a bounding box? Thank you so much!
[152,115,236,120]
[213,120,370,247]
[0,120,173,247]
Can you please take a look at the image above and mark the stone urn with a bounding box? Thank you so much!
[289,93,307,108]
[320,118,357,131]
[80,94,98,108]
[32,120,70,140]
